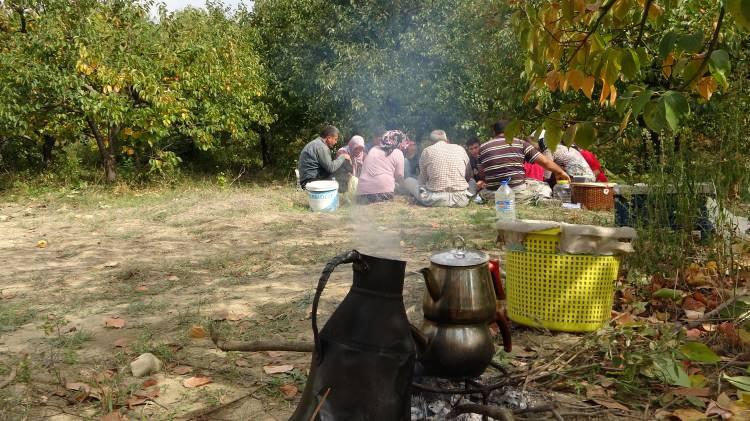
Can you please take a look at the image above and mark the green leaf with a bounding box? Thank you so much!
[505,119,523,143]
[659,31,678,60]
[725,0,750,31]
[676,33,704,54]
[620,49,640,81]
[723,374,750,391]
[643,101,667,132]
[653,355,691,387]
[679,342,720,363]
[652,288,685,300]
[631,88,653,117]
[543,119,563,150]
[709,49,731,89]
[662,91,690,131]
[573,122,596,149]
[562,0,574,22]
[709,50,731,73]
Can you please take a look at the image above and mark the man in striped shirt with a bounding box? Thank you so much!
[478,120,569,203]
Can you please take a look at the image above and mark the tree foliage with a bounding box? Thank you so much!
[511,0,750,149]
[0,0,270,182]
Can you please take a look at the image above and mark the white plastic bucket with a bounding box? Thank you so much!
[306,180,339,212]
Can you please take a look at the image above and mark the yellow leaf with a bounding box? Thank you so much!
[648,2,664,19]
[609,83,617,106]
[599,79,610,106]
[663,54,675,79]
[36,239,48,248]
[567,69,585,91]
[697,76,717,101]
[546,70,560,91]
[126,147,135,156]
[560,71,569,92]
[582,75,595,99]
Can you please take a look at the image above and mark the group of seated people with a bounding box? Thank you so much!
[297,121,607,208]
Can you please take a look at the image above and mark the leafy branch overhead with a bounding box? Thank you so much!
[510,0,749,148]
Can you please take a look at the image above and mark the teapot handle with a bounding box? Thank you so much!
[311,250,364,364]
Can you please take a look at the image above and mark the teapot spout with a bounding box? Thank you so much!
[419,267,442,302]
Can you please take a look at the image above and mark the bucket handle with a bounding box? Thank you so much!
[311,250,365,364]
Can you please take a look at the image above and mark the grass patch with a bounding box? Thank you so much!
[0,304,36,333]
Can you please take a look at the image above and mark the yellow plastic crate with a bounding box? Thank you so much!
[506,230,620,332]
[524,227,561,253]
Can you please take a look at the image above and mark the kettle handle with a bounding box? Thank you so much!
[311,250,364,364]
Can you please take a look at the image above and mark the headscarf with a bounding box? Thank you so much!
[338,135,366,176]
[380,130,411,156]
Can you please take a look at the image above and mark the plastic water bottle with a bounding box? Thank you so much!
[495,179,516,221]
[553,180,572,203]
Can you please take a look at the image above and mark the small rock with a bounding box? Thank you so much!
[130,353,162,377]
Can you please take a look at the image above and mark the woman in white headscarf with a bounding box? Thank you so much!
[337,135,367,177]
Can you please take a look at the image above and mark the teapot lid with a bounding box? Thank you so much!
[430,236,488,267]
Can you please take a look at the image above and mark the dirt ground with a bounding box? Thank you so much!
[0,182,619,420]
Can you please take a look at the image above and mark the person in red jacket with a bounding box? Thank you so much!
[573,146,608,182]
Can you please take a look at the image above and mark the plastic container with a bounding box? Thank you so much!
[504,230,620,332]
[495,179,516,221]
[553,180,572,203]
[305,180,339,212]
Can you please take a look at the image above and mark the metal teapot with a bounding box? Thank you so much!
[415,237,512,378]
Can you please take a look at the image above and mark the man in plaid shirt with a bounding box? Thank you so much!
[402,130,477,207]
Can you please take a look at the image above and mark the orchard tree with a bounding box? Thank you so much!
[510,0,750,149]
[0,0,271,182]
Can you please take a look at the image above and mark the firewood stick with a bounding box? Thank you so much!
[214,339,314,353]
[210,321,314,352]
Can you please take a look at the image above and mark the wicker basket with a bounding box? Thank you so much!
[571,182,615,211]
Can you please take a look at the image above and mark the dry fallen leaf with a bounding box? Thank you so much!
[141,379,158,388]
[100,411,127,421]
[673,387,711,397]
[188,325,207,338]
[686,328,703,340]
[167,275,180,282]
[66,382,91,393]
[36,239,48,248]
[279,384,298,399]
[263,364,294,375]
[134,387,159,399]
[671,408,706,421]
[134,285,148,292]
[266,351,283,358]
[113,338,130,348]
[589,398,629,411]
[235,359,250,367]
[102,261,120,268]
[104,317,125,329]
[125,396,148,408]
[183,376,212,388]
[173,365,193,375]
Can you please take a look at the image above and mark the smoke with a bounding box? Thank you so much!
[348,199,404,261]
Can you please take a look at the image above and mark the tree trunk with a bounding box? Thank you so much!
[260,129,271,168]
[42,135,55,167]
[86,116,117,183]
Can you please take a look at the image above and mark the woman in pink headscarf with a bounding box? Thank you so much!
[337,135,366,177]
[356,130,410,204]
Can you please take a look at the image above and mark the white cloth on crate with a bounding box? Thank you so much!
[496,219,638,255]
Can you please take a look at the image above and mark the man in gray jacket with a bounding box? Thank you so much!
[298,126,351,189]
